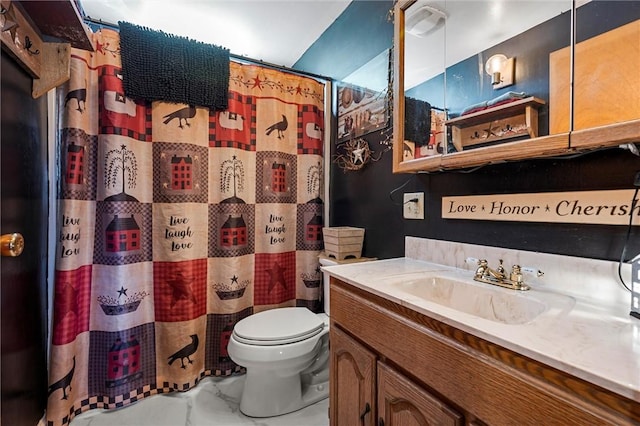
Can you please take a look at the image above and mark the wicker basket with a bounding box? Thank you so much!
[322,227,365,260]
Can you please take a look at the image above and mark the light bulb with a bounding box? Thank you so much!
[485,54,508,85]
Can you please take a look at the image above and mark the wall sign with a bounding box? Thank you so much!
[442,190,639,226]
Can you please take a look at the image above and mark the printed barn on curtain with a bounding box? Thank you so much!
[47,28,325,426]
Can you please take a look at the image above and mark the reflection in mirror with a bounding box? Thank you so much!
[335,49,392,172]
[402,0,446,161]
[396,0,574,166]
[560,1,640,137]
[338,49,391,142]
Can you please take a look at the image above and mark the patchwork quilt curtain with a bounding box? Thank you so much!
[47,28,325,426]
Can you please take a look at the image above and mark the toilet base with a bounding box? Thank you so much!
[239,368,329,418]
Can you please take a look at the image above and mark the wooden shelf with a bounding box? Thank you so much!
[445,96,546,151]
[395,120,640,173]
[442,132,569,169]
[1,0,93,98]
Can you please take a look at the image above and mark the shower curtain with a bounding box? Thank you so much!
[46,28,325,426]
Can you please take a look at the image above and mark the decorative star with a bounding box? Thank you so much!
[166,270,196,307]
[295,86,303,95]
[481,205,486,211]
[265,262,287,293]
[252,76,263,89]
[54,283,78,328]
[1,4,19,42]
[545,205,551,212]
[231,275,239,284]
[95,40,105,55]
[352,141,365,164]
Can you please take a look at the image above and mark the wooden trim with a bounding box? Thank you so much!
[1,0,42,78]
[391,1,413,174]
[570,119,640,150]
[440,133,570,170]
[32,42,70,98]
[1,0,79,98]
[394,154,443,173]
[331,277,640,425]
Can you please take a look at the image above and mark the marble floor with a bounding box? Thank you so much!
[70,375,329,426]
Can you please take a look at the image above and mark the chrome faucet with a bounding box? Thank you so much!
[471,258,543,291]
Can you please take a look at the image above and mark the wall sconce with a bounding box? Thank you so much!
[485,54,515,89]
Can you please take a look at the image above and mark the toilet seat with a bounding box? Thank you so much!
[233,307,325,346]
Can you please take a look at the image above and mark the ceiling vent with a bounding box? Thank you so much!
[405,4,447,38]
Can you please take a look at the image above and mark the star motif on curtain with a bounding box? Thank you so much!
[231,275,239,284]
[95,40,105,55]
[252,76,263,89]
[54,282,79,328]
[266,262,287,293]
[166,270,197,306]
[117,286,128,298]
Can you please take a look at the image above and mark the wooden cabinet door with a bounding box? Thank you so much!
[377,362,463,426]
[330,326,377,426]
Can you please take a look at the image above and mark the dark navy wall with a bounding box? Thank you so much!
[295,1,640,262]
[294,1,394,80]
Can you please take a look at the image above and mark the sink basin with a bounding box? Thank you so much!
[390,274,573,324]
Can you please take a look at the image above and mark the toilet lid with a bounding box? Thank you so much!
[233,307,325,346]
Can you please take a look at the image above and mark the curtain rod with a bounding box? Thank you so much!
[83,16,332,82]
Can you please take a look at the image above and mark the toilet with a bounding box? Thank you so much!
[227,257,336,417]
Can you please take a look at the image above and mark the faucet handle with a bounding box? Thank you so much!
[510,265,523,283]
[521,266,544,277]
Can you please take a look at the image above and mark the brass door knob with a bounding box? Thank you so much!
[1,233,24,257]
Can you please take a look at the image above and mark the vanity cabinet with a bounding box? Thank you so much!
[330,325,462,426]
[378,362,463,426]
[330,326,376,426]
[329,277,640,425]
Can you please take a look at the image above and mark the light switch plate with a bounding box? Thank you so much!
[403,192,424,219]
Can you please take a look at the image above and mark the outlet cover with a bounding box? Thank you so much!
[403,192,424,219]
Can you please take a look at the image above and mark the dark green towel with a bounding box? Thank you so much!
[405,97,431,146]
[118,21,229,111]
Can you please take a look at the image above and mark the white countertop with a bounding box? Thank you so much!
[324,256,640,401]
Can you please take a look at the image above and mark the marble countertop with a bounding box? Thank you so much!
[324,257,640,401]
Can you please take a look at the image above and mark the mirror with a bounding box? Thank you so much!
[394,0,573,172]
[567,1,640,142]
